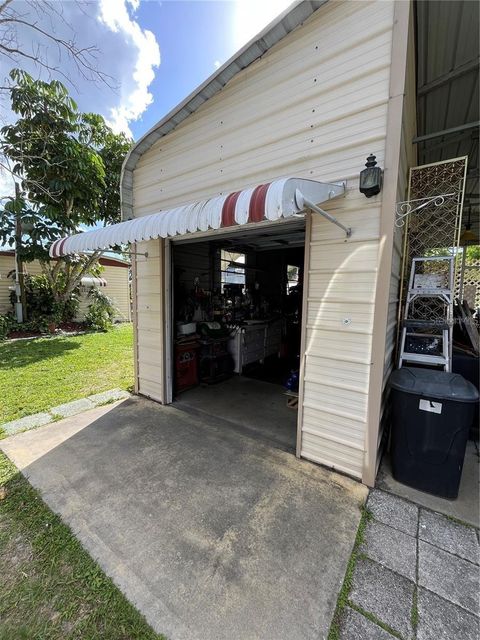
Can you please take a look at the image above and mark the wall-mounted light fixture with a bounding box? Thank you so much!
[359,154,383,198]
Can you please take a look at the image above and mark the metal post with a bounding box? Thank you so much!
[295,190,352,237]
[14,183,27,323]
[458,247,466,303]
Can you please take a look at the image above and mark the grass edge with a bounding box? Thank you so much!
[327,505,372,640]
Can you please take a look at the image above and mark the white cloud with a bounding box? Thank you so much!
[232,0,293,50]
[0,0,161,146]
[214,60,221,70]
[127,0,141,10]
[0,164,16,201]
[98,0,161,135]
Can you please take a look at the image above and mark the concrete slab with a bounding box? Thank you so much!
[367,489,418,537]
[377,445,479,528]
[0,402,125,468]
[2,412,52,435]
[419,509,479,564]
[360,520,417,581]
[0,396,367,640]
[175,376,297,451]
[417,587,480,640]
[349,558,414,639]
[418,540,479,615]
[339,606,396,639]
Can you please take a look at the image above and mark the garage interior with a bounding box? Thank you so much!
[171,219,306,452]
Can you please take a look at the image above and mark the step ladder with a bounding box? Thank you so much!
[398,256,454,371]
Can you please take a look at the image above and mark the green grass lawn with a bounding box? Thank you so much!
[0,452,164,640]
[0,324,134,426]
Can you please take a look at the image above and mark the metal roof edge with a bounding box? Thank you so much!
[120,0,328,220]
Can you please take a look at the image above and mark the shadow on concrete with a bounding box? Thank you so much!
[175,376,297,453]
[1,396,367,640]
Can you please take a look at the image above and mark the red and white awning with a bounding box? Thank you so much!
[80,276,107,287]
[50,177,345,257]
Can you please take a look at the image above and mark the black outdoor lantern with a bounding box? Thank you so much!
[359,154,383,198]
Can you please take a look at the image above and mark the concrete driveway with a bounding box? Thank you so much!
[1,396,366,640]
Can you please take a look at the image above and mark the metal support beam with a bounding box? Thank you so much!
[417,57,479,96]
[295,190,351,237]
[413,121,480,144]
[418,130,478,155]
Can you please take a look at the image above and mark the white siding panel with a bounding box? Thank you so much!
[138,378,164,403]
[303,379,367,420]
[303,405,366,446]
[305,326,373,364]
[306,300,374,334]
[300,432,363,479]
[308,240,379,272]
[0,256,17,314]
[305,355,371,392]
[136,261,162,279]
[376,11,417,466]
[131,0,396,478]
[136,310,162,332]
[134,240,164,402]
[307,269,377,304]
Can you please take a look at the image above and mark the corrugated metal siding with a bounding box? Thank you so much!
[300,190,381,479]
[134,240,164,402]
[377,13,417,460]
[131,0,396,478]
[0,256,131,322]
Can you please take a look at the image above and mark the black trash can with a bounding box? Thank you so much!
[389,367,479,499]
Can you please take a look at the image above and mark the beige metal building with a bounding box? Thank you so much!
[0,252,131,322]
[49,0,478,486]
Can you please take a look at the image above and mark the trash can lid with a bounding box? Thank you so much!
[390,367,479,402]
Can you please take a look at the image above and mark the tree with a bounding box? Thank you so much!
[0,69,131,319]
[0,0,114,91]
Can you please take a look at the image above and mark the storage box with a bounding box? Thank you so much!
[389,367,478,499]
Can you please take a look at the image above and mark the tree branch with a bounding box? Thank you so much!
[0,1,117,91]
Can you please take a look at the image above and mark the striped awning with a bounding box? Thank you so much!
[80,276,107,287]
[50,177,345,257]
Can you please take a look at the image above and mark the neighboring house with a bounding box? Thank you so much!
[0,252,131,322]
[48,1,478,486]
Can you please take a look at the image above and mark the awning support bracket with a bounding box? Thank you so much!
[108,249,149,258]
[295,189,352,238]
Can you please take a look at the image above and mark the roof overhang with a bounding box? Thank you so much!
[120,0,327,221]
[50,177,345,257]
[415,1,479,226]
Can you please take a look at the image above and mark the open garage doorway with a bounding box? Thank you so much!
[167,219,306,453]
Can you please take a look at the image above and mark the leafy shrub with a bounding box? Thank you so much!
[9,274,80,324]
[0,313,16,341]
[22,316,54,334]
[84,288,117,331]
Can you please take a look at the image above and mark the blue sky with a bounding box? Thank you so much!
[131,1,235,139]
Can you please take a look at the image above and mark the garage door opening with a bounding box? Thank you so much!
[168,219,306,452]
